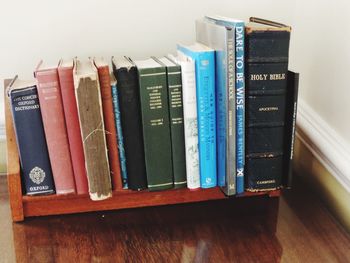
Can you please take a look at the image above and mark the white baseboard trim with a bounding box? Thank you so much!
[0,123,5,140]
[296,99,350,193]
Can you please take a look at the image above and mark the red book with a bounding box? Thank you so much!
[58,59,89,194]
[94,58,122,190]
[35,60,76,194]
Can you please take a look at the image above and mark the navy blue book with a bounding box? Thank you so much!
[8,77,55,195]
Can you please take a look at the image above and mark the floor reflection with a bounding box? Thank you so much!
[12,196,282,263]
[4,174,350,262]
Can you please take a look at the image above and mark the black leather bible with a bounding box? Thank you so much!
[8,77,55,195]
[112,57,148,191]
[245,17,291,191]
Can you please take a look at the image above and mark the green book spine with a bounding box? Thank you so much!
[166,65,187,189]
[138,67,174,191]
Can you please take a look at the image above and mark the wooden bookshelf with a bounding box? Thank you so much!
[4,80,280,222]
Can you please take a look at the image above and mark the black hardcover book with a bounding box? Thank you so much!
[112,57,147,190]
[247,126,285,154]
[283,71,299,188]
[246,155,284,190]
[7,77,55,195]
[245,17,291,191]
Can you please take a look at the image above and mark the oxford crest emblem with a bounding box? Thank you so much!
[29,167,46,185]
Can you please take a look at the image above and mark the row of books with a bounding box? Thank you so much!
[6,16,298,201]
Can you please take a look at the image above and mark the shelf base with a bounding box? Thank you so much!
[19,188,280,221]
[4,79,281,222]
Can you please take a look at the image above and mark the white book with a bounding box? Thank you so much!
[171,52,200,189]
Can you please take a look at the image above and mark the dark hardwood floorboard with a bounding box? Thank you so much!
[0,173,349,263]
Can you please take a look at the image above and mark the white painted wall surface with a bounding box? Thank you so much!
[1,0,350,148]
[0,0,296,129]
[1,0,349,189]
[289,0,350,146]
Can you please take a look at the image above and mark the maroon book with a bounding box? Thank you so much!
[35,60,76,194]
[58,59,89,194]
[94,58,122,190]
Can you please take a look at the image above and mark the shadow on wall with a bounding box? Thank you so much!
[0,140,6,174]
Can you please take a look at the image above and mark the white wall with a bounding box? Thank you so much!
[2,0,349,150]
[1,0,349,188]
[0,0,297,131]
[290,0,350,146]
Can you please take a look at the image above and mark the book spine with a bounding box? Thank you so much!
[9,86,55,195]
[195,52,217,188]
[111,82,128,189]
[245,28,291,191]
[96,65,122,190]
[235,22,245,194]
[177,46,217,188]
[113,67,147,190]
[180,60,200,190]
[58,67,89,194]
[223,28,236,195]
[35,69,76,194]
[166,65,187,189]
[283,71,299,188]
[74,73,112,200]
[215,38,227,188]
[138,66,173,191]
[193,20,224,189]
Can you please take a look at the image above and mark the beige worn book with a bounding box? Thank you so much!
[73,58,112,201]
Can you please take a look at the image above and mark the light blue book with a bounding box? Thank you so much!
[177,43,217,188]
[111,77,128,189]
[205,15,245,194]
[196,19,236,195]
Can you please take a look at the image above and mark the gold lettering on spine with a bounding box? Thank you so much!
[269,73,285,80]
[170,87,182,108]
[147,85,163,110]
[150,118,164,126]
[172,117,183,125]
[228,38,235,100]
[258,107,279,112]
[250,73,286,81]
[256,179,276,185]
[147,85,165,126]
[250,74,268,81]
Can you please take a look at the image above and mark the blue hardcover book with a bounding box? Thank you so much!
[205,15,245,194]
[110,76,128,189]
[196,19,236,195]
[7,77,55,195]
[177,43,217,188]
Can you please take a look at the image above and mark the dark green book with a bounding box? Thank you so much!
[152,56,187,189]
[133,58,173,191]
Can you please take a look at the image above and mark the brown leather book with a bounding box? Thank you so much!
[58,59,89,194]
[73,58,112,201]
[94,58,122,190]
[35,61,76,195]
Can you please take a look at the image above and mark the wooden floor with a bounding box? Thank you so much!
[0,173,349,263]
